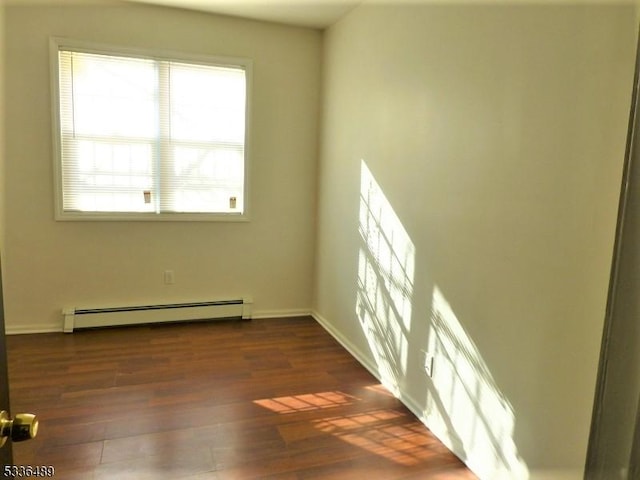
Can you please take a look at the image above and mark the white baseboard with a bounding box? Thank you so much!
[310,310,381,380]
[5,324,62,335]
[252,309,312,319]
[309,310,465,471]
[310,310,425,414]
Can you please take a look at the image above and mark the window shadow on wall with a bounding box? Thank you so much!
[427,286,528,478]
[354,159,528,478]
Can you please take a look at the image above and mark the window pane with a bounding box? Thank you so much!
[163,144,244,213]
[169,62,246,144]
[69,52,157,139]
[62,138,155,212]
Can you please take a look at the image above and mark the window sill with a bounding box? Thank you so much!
[55,211,250,222]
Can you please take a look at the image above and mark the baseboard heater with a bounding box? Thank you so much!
[62,297,252,333]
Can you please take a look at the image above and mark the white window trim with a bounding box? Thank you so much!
[49,37,253,222]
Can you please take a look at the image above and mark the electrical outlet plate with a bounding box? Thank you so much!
[164,270,175,285]
[424,352,434,377]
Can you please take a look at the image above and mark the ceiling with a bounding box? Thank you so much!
[8,0,635,30]
[125,0,362,28]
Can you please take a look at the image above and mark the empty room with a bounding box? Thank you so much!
[0,0,639,479]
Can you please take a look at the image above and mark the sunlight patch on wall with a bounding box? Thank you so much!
[356,159,415,394]
[427,286,529,479]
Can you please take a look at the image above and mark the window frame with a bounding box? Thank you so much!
[50,37,252,222]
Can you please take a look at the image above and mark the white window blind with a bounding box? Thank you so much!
[54,43,249,219]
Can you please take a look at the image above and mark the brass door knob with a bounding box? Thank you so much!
[0,410,38,447]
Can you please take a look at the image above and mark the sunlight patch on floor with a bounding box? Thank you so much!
[254,391,356,414]
[314,409,441,466]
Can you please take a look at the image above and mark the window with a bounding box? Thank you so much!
[51,38,251,221]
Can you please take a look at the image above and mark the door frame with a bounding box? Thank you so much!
[0,261,14,468]
[585,24,640,480]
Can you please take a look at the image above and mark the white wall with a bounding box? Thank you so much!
[314,3,637,478]
[3,2,321,332]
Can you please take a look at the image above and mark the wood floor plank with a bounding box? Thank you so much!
[6,317,477,479]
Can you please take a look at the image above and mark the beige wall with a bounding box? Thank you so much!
[3,3,321,332]
[314,3,637,478]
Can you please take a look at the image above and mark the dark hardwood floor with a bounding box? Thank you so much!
[6,316,477,479]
